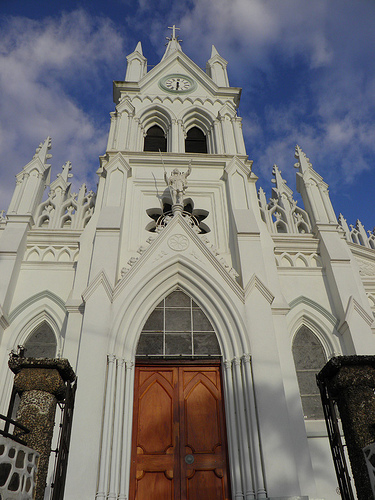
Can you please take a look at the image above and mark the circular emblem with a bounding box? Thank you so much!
[168,234,189,251]
[185,454,194,465]
[159,74,196,94]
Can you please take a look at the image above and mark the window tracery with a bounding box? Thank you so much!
[23,322,57,358]
[136,289,220,357]
[292,325,326,419]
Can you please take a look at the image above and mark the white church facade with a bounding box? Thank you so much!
[1,27,375,500]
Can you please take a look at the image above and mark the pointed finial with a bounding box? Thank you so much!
[294,144,313,174]
[134,41,143,55]
[33,137,52,162]
[60,161,73,183]
[271,163,294,201]
[211,45,220,58]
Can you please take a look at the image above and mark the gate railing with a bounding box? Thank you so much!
[0,413,29,446]
[50,379,77,500]
[316,375,355,500]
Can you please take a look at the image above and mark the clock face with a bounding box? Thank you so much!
[165,77,191,91]
[159,74,196,94]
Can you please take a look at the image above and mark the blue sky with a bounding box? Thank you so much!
[1,0,375,232]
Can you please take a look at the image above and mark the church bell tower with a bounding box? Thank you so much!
[4,23,375,500]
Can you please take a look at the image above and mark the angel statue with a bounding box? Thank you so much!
[164,161,192,206]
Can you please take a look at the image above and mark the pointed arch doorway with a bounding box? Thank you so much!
[129,290,231,500]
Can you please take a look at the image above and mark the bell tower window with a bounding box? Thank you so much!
[185,126,207,153]
[144,125,167,152]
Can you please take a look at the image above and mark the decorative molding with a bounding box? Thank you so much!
[82,270,114,304]
[356,257,375,277]
[8,290,67,324]
[339,214,375,251]
[244,274,275,304]
[116,214,243,301]
[288,296,338,328]
[34,164,96,230]
[25,244,79,263]
[259,164,311,235]
[224,155,252,178]
[275,251,322,268]
[338,295,375,333]
[65,299,85,314]
[241,353,251,364]
[168,234,189,251]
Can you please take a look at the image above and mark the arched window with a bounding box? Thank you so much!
[185,127,207,153]
[144,125,167,152]
[24,322,57,358]
[292,325,327,419]
[136,289,220,357]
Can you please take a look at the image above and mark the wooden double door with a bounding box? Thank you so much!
[130,363,231,500]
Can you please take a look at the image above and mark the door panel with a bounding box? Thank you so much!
[130,364,230,500]
[186,470,225,500]
[136,472,173,500]
[180,367,229,500]
[130,367,180,500]
[138,377,174,453]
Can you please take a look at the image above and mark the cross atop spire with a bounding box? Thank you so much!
[162,24,183,60]
[167,25,181,41]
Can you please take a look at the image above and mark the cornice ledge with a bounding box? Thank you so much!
[271,302,290,315]
[338,295,375,333]
[82,270,114,304]
[312,222,342,235]
[65,298,85,314]
[349,242,375,260]
[5,214,35,227]
[244,274,274,304]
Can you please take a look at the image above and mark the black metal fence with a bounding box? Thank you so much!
[316,375,355,500]
[0,414,29,446]
[50,379,77,500]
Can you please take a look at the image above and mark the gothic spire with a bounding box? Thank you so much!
[125,41,147,82]
[206,44,229,86]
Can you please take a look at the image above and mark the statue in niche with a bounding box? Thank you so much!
[164,162,191,206]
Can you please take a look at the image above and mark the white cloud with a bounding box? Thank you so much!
[169,0,375,197]
[1,1,374,228]
[0,10,125,210]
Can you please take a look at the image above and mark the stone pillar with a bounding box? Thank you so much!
[318,356,375,500]
[8,357,75,500]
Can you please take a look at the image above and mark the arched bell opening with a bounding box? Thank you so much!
[185,126,208,154]
[144,124,167,152]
